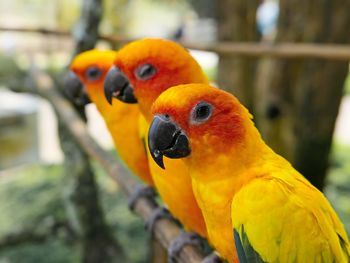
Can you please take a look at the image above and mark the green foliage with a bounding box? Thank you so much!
[0,165,65,237]
[56,0,81,31]
[101,0,130,35]
[0,163,149,263]
[325,143,350,233]
[344,73,350,95]
[0,165,78,262]
[0,240,80,263]
[203,65,217,82]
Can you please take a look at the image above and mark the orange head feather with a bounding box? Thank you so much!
[112,38,208,120]
[70,49,116,85]
[149,84,261,170]
[70,49,117,108]
[70,50,154,185]
[151,84,248,150]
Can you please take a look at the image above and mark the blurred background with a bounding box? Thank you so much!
[0,0,349,262]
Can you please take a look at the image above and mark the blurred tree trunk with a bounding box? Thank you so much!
[188,0,217,19]
[58,123,126,263]
[255,0,350,190]
[72,0,103,57]
[59,0,126,262]
[216,0,260,112]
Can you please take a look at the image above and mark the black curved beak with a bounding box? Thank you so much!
[63,71,91,106]
[148,115,191,169]
[104,66,137,104]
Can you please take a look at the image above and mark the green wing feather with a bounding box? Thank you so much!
[234,227,265,263]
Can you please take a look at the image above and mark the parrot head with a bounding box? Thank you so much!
[65,49,117,105]
[148,84,257,169]
[103,38,208,120]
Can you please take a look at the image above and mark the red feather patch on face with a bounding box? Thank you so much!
[152,84,246,154]
[113,39,208,116]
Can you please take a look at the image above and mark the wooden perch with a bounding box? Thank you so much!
[31,71,205,263]
[1,26,350,60]
[0,26,70,37]
[180,41,350,61]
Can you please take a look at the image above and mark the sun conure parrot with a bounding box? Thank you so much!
[148,83,350,263]
[64,50,153,189]
[103,39,209,255]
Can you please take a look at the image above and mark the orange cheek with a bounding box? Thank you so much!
[188,116,245,155]
[135,82,161,101]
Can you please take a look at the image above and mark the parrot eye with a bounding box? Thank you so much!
[135,64,157,80]
[190,102,213,125]
[85,66,102,81]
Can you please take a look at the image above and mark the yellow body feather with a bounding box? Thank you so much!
[70,50,153,185]
[139,104,207,236]
[113,39,209,237]
[151,84,350,263]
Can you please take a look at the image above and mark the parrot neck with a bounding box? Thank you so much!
[189,136,278,217]
[189,122,274,186]
[139,102,154,123]
[135,90,156,122]
[86,85,132,124]
[86,85,111,112]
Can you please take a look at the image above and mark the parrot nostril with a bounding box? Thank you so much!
[164,114,170,119]
[153,149,161,157]
[112,90,120,97]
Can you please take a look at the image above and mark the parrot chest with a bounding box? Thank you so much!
[101,107,153,185]
[148,157,207,237]
[193,179,238,262]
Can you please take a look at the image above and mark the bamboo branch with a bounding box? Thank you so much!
[181,41,350,61]
[1,26,350,60]
[0,26,70,36]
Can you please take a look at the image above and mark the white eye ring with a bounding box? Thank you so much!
[85,66,102,81]
[190,101,213,125]
[134,63,157,80]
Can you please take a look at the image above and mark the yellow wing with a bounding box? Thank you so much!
[231,173,350,263]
